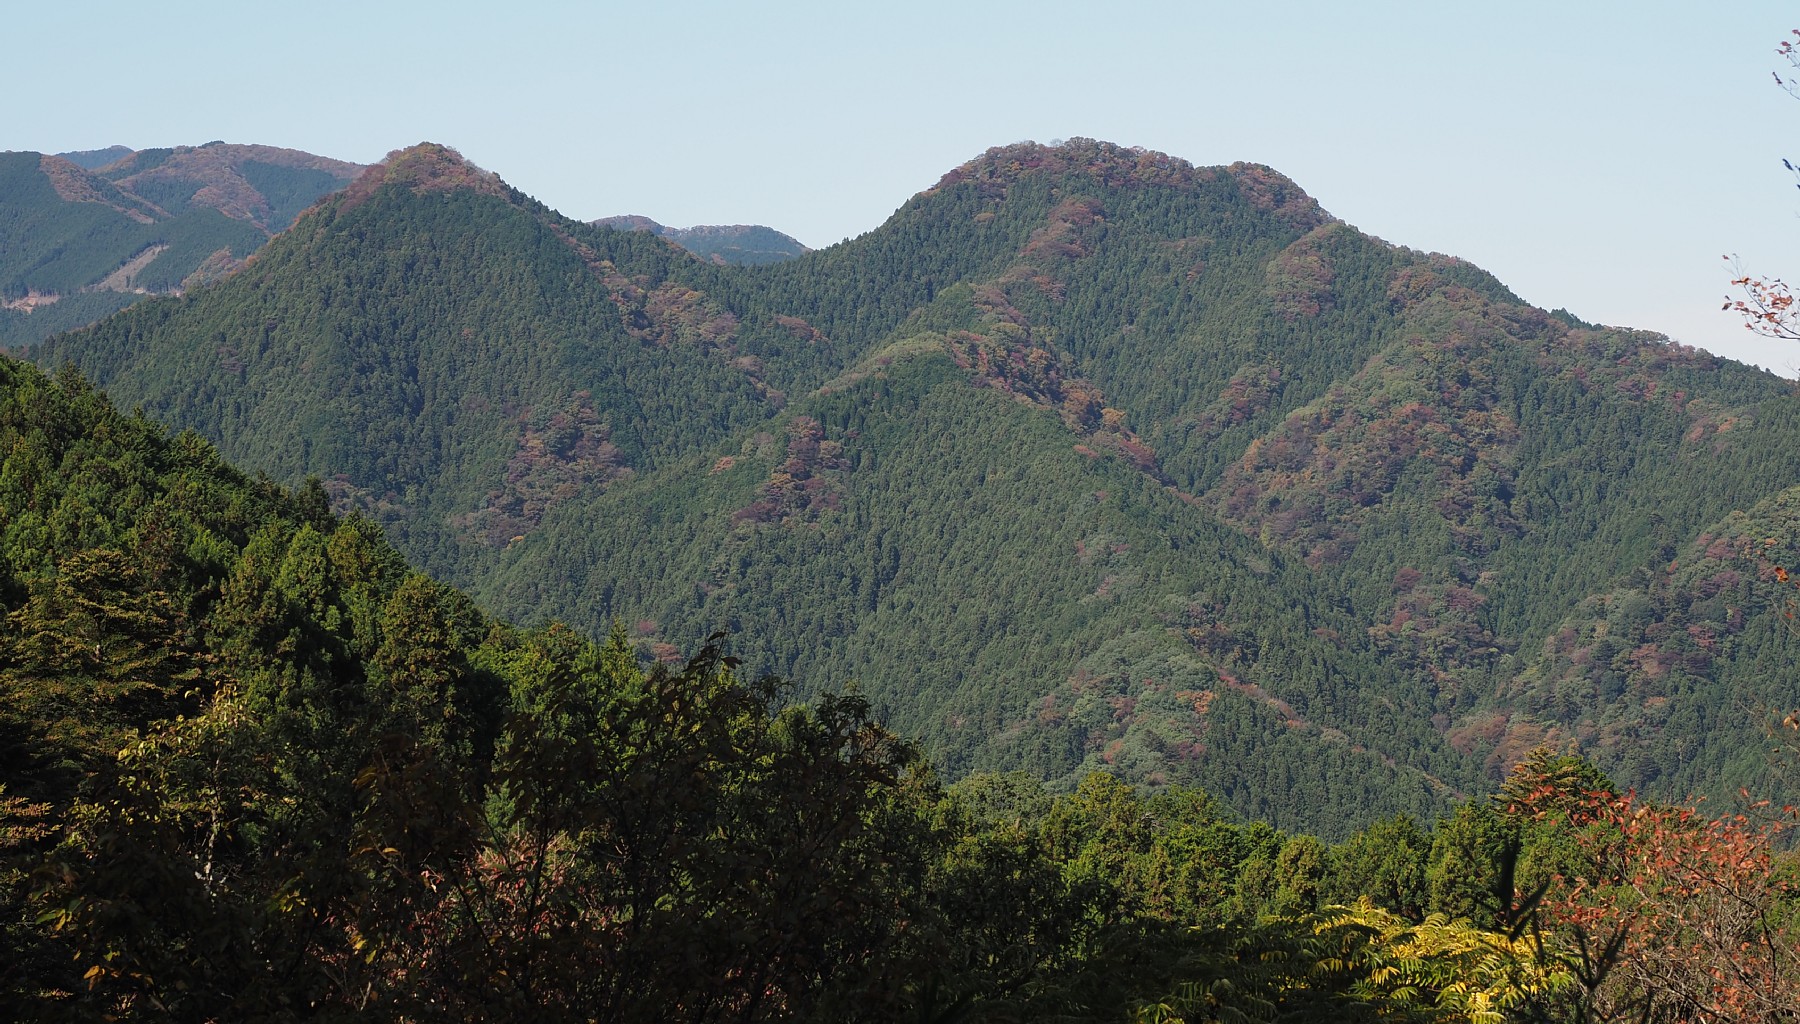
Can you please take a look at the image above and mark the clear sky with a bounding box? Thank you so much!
[10,1,1798,370]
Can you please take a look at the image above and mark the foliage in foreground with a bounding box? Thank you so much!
[3,354,1799,1021]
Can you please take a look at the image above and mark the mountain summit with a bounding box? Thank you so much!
[339,142,506,207]
[932,138,1332,232]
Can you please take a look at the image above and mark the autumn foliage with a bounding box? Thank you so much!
[1504,757,1800,1023]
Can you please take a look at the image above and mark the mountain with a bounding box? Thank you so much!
[33,138,1800,835]
[14,346,1761,1023]
[595,214,810,265]
[1,142,363,345]
[32,143,789,588]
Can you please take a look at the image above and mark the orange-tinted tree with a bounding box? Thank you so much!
[1506,763,1800,1023]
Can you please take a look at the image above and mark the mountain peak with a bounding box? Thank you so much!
[929,138,1331,230]
[1224,161,1331,231]
[931,138,1208,193]
[595,214,664,233]
[341,143,505,207]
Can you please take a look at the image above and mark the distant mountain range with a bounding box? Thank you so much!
[28,139,1800,835]
[595,215,810,265]
[1,142,364,345]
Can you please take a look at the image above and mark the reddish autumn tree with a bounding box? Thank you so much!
[1504,759,1800,1023]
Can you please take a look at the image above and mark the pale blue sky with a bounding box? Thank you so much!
[10,1,1798,370]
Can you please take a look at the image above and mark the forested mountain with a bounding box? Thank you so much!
[5,351,1793,1020]
[595,214,810,264]
[31,138,1800,835]
[1,142,363,345]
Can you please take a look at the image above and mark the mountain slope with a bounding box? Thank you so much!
[1497,484,1800,794]
[34,138,1800,831]
[1,142,363,345]
[92,142,365,233]
[34,145,791,581]
[481,345,1462,832]
[0,351,945,1019]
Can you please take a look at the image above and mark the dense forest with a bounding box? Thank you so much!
[3,352,1796,1020]
[28,139,1800,836]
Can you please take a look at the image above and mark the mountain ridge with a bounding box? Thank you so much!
[95,141,366,231]
[30,136,1800,833]
[1,141,365,345]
